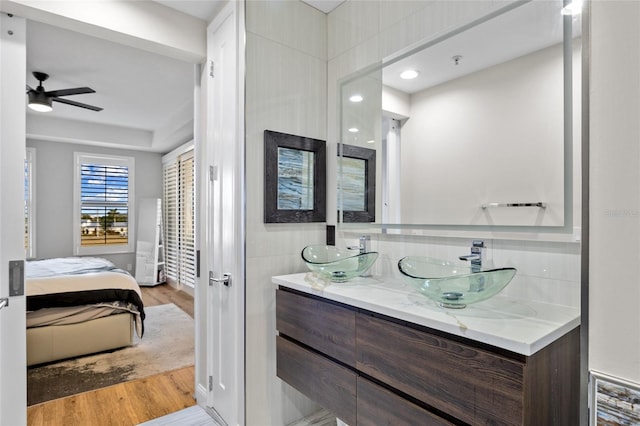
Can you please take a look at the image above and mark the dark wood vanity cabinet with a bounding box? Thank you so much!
[276,288,358,424]
[276,287,356,366]
[356,377,455,426]
[277,336,357,424]
[276,288,580,425]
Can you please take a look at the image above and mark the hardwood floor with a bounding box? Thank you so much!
[27,366,196,426]
[141,282,194,318]
[27,283,195,426]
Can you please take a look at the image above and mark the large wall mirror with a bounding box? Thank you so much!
[338,0,581,229]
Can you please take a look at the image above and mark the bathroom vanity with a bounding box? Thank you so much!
[274,273,580,425]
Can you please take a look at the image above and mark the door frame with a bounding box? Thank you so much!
[0,1,245,423]
[0,12,28,425]
[195,1,246,424]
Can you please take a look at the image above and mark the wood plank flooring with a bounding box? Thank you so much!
[141,283,194,318]
[27,366,196,426]
[27,284,195,426]
[138,405,219,426]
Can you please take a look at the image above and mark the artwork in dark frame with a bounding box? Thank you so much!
[264,130,326,223]
[339,144,376,223]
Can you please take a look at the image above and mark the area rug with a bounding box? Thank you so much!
[27,303,194,406]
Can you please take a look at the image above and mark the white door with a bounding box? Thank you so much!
[0,13,27,425]
[205,3,244,425]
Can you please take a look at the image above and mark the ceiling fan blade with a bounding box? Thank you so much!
[52,97,103,112]
[45,87,95,97]
[26,84,34,92]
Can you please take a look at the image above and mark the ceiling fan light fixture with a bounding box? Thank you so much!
[27,91,53,112]
[26,71,102,112]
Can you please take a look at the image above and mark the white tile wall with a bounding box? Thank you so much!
[247,0,327,60]
[246,256,319,425]
[590,0,640,384]
[245,31,327,238]
[327,0,380,59]
[244,0,583,424]
[379,0,504,56]
[245,1,328,424]
[340,231,581,308]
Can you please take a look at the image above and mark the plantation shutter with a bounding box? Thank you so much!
[178,151,196,287]
[80,163,129,247]
[163,148,195,287]
[163,162,178,283]
[24,148,35,259]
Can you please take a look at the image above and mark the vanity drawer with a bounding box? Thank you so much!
[356,313,524,425]
[276,289,356,366]
[277,336,357,425]
[357,376,455,426]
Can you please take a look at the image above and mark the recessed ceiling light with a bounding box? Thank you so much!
[400,69,419,80]
[348,128,359,133]
[349,94,363,103]
[561,0,582,15]
[366,140,375,144]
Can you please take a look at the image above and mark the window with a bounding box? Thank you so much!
[163,144,195,288]
[74,153,135,255]
[25,147,36,259]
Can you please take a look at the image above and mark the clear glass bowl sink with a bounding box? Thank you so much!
[398,256,516,308]
[301,245,378,282]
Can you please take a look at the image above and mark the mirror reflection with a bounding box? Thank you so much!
[339,0,581,228]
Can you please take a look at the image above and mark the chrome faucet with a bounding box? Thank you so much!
[347,235,373,277]
[459,240,484,273]
[348,235,370,254]
[358,235,370,254]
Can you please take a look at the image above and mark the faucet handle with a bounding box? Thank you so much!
[470,240,484,255]
[359,235,371,253]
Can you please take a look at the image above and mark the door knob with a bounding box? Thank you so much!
[209,271,231,287]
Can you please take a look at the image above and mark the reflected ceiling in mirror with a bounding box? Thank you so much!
[338,0,581,229]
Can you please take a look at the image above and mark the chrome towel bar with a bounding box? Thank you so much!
[482,202,547,209]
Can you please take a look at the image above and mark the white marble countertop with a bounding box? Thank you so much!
[272,272,580,356]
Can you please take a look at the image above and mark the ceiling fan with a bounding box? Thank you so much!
[26,71,103,112]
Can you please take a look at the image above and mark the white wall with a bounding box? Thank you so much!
[1,0,205,62]
[244,1,327,424]
[26,139,163,271]
[400,43,565,226]
[590,1,640,385]
[382,85,410,119]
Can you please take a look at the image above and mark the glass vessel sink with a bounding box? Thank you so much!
[301,245,378,282]
[398,256,516,308]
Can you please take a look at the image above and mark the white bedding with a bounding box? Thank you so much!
[26,257,144,336]
[27,304,136,328]
[26,256,122,278]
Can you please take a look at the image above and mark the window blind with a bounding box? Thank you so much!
[164,162,178,283]
[80,163,129,246]
[178,152,195,287]
[24,148,35,258]
[163,149,195,287]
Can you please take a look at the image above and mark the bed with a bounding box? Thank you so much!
[26,257,145,366]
